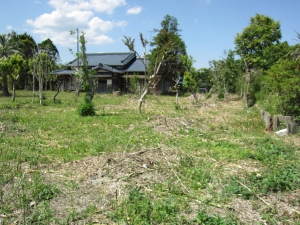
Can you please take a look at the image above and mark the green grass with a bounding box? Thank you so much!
[0,91,299,224]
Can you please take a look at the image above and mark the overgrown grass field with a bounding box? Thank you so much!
[0,91,299,224]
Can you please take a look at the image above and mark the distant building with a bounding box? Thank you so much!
[51,51,173,94]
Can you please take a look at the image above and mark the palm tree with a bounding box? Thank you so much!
[0,31,21,96]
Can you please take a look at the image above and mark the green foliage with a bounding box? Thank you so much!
[235,14,282,70]
[225,164,300,199]
[28,201,53,224]
[208,50,244,97]
[31,173,58,202]
[235,14,284,108]
[182,55,201,98]
[179,156,212,190]
[37,38,59,61]
[0,54,25,79]
[224,137,299,199]
[194,211,237,224]
[111,188,180,224]
[148,14,186,78]
[77,102,96,116]
[265,58,300,120]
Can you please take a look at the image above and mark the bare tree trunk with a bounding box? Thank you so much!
[39,75,43,105]
[138,56,165,114]
[49,76,52,91]
[53,80,60,103]
[74,79,80,102]
[191,91,199,104]
[151,79,160,103]
[12,79,16,102]
[138,86,149,114]
[32,74,35,103]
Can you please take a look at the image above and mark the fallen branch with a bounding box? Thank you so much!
[237,180,275,211]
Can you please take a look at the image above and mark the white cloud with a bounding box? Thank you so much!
[27,0,128,47]
[6,25,13,30]
[48,0,126,14]
[126,6,142,15]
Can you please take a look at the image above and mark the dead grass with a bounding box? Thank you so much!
[1,92,299,224]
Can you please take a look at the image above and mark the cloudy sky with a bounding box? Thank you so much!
[0,0,299,68]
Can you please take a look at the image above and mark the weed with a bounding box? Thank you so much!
[224,164,300,199]
[194,211,238,224]
[110,187,183,224]
[31,173,58,202]
[28,201,53,224]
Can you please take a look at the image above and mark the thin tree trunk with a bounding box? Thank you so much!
[191,91,198,104]
[39,78,43,105]
[53,81,60,103]
[138,86,149,114]
[1,74,10,96]
[32,74,35,103]
[12,79,16,101]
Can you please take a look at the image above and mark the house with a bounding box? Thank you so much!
[51,51,173,94]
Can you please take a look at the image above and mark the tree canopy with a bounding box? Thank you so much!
[149,14,186,78]
[235,14,282,71]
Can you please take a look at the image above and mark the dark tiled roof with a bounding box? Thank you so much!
[51,69,75,75]
[66,52,136,67]
[124,58,149,72]
[92,63,123,74]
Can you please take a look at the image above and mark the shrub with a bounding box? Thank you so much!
[265,59,300,121]
[77,102,96,116]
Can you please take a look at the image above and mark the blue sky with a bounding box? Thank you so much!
[0,0,299,68]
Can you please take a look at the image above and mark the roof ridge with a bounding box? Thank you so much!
[86,52,133,56]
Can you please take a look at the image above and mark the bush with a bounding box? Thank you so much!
[77,102,96,116]
[265,59,300,121]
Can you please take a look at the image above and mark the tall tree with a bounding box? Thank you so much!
[149,15,186,85]
[29,52,51,105]
[38,38,59,91]
[0,31,21,96]
[234,14,282,108]
[17,33,37,89]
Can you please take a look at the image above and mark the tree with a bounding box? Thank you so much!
[208,50,244,99]
[234,14,282,108]
[182,55,201,103]
[76,33,97,116]
[29,52,51,105]
[123,34,172,114]
[0,54,25,101]
[17,33,37,90]
[0,31,21,96]
[38,38,59,91]
[149,15,186,89]
[266,58,300,121]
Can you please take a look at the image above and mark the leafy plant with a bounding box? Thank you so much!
[111,188,181,224]
[77,102,96,116]
[194,211,238,224]
[31,173,58,202]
